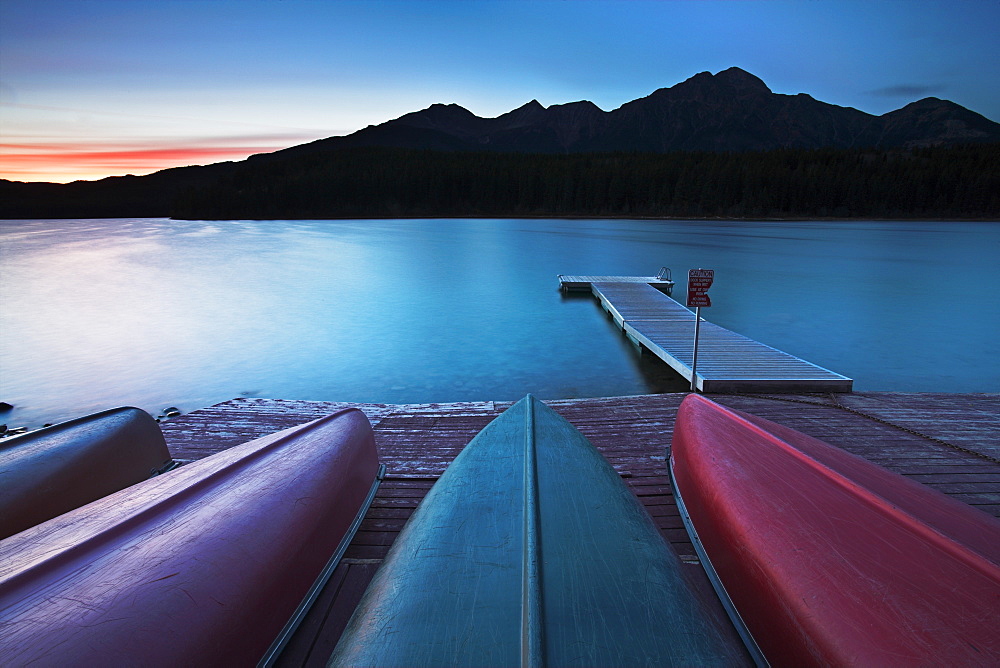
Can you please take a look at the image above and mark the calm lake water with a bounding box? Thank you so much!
[1,217,998,428]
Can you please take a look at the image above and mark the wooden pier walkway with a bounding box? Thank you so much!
[559,272,674,294]
[160,392,999,667]
[581,279,852,393]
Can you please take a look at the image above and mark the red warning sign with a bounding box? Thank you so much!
[687,269,714,307]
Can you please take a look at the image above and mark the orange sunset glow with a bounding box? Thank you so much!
[0,141,292,183]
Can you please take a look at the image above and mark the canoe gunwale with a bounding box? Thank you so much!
[259,462,387,667]
[669,455,769,668]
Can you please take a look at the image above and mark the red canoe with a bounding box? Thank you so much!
[0,407,383,667]
[0,407,173,540]
[670,394,1000,666]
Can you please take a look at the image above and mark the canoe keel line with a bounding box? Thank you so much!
[330,395,750,666]
[0,408,382,667]
[671,394,1000,666]
[521,396,544,667]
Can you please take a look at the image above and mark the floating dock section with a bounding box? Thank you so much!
[564,277,852,393]
[559,273,674,294]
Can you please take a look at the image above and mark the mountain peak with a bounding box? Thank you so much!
[399,102,476,124]
[665,67,771,100]
[549,99,605,116]
[714,67,771,94]
[425,102,476,115]
[898,97,952,111]
[497,99,549,126]
[878,97,999,147]
[389,102,484,139]
[507,99,546,116]
[886,97,982,119]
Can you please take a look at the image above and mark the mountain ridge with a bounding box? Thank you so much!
[255,67,999,162]
[2,67,998,219]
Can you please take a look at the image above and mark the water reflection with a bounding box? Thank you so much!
[1,217,997,427]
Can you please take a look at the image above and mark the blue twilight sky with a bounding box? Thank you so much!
[2,0,998,182]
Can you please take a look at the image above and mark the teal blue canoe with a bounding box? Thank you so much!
[329,395,750,667]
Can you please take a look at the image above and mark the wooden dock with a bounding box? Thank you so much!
[580,279,852,393]
[160,392,999,667]
[559,272,674,294]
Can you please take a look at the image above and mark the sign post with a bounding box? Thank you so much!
[686,269,714,392]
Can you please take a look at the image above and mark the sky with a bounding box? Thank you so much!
[1,0,998,183]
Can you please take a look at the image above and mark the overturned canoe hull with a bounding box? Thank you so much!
[0,407,382,667]
[0,406,173,540]
[670,394,1000,666]
[330,395,749,667]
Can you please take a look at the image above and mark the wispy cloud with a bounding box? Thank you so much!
[867,84,946,98]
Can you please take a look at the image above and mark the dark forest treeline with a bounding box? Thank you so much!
[3,144,997,220]
[174,144,1000,220]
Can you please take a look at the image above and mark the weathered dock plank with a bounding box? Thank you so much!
[157,391,999,667]
[588,281,852,393]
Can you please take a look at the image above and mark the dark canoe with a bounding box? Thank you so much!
[0,406,173,540]
[670,394,1000,667]
[0,407,383,667]
[329,395,750,667]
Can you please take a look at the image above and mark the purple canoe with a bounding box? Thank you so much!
[0,407,382,667]
[0,407,173,540]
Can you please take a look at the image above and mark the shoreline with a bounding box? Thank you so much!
[3,214,998,223]
[167,215,1000,223]
[5,390,999,440]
